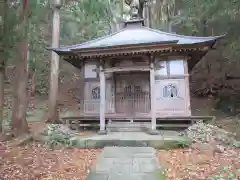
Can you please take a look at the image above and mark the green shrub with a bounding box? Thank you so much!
[210,165,238,180]
[45,124,75,149]
[233,141,240,148]
[153,168,166,180]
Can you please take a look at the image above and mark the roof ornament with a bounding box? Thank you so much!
[125,0,146,19]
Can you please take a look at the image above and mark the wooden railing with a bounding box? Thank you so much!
[115,92,150,113]
[84,100,100,113]
[84,99,115,113]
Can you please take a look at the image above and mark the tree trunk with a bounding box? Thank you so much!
[11,0,29,136]
[29,70,36,109]
[0,0,7,133]
[120,0,124,20]
[202,19,207,36]
[48,5,61,123]
[0,67,4,133]
[148,2,152,28]
[11,47,29,135]
[29,55,36,109]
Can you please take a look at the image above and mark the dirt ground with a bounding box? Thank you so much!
[157,148,240,180]
[1,81,240,180]
[0,141,239,180]
[0,142,101,180]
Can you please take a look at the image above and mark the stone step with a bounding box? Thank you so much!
[107,122,151,132]
[107,122,150,127]
[107,122,191,131]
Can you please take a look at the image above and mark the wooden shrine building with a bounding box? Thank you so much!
[50,0,223,134]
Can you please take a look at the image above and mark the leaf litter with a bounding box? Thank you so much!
[157,148,240,180]
[0,141,101,180]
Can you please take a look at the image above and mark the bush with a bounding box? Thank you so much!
[186,122,236,146]
[45,124,76,149]
[210,165,238,180]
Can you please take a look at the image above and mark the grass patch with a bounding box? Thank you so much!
[233,141,240,148]
[210,165,238,180]
[153,168,166,180]
[149,136,192,149]
[26,108,46,121]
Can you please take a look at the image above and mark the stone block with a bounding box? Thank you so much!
[75,139,86,148]
[108,173,144,180]
[86,172,108,180]
[132,158,158,173]
[111,163,133,173]
[93,157,115,173]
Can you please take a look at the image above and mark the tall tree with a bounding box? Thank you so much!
[11,0,29,135]
[0,0,7,133]
[48,0,61,123]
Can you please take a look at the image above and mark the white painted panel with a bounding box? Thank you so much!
[155,79,187,116]
[169,60,184,75]
[84,64,97,78]
[155,61,167,76]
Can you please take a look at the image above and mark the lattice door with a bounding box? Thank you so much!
[115,72,150,116]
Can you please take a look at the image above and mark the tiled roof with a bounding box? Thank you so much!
[50,21,224,53]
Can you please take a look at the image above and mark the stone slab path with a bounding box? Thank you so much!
[87,147,164,180]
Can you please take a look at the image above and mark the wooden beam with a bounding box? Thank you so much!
[70,42,210,58]
[104,66,150,73]
[77,47,172,58]
[99,60,107,134]
[155,74,189,80]
[149,54,158,134]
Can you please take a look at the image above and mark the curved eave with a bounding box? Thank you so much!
[72,39,219,58]
[187,35,225,70]
[50,34,224,57]
[50,40,178,56]
[47,34,224,72]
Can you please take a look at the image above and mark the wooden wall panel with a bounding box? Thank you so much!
[155,79,187,116]
[83,80,114,113]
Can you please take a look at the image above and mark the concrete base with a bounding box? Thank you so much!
[147,129,159,135]
[98,130,107,135]
[71,132,192,149]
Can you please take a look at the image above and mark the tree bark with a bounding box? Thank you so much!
[0,67,4,133]
[11,0,29,136]
[48,5,61,123]
[30,70,36,109]
[147,2,152,28]
[0,0,7,133]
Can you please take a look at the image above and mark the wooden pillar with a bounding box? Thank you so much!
[80,60,85,113]
[184,57,191,116]
[0,65,4,133]
[149,54,158,135]
[99,60,107,134]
